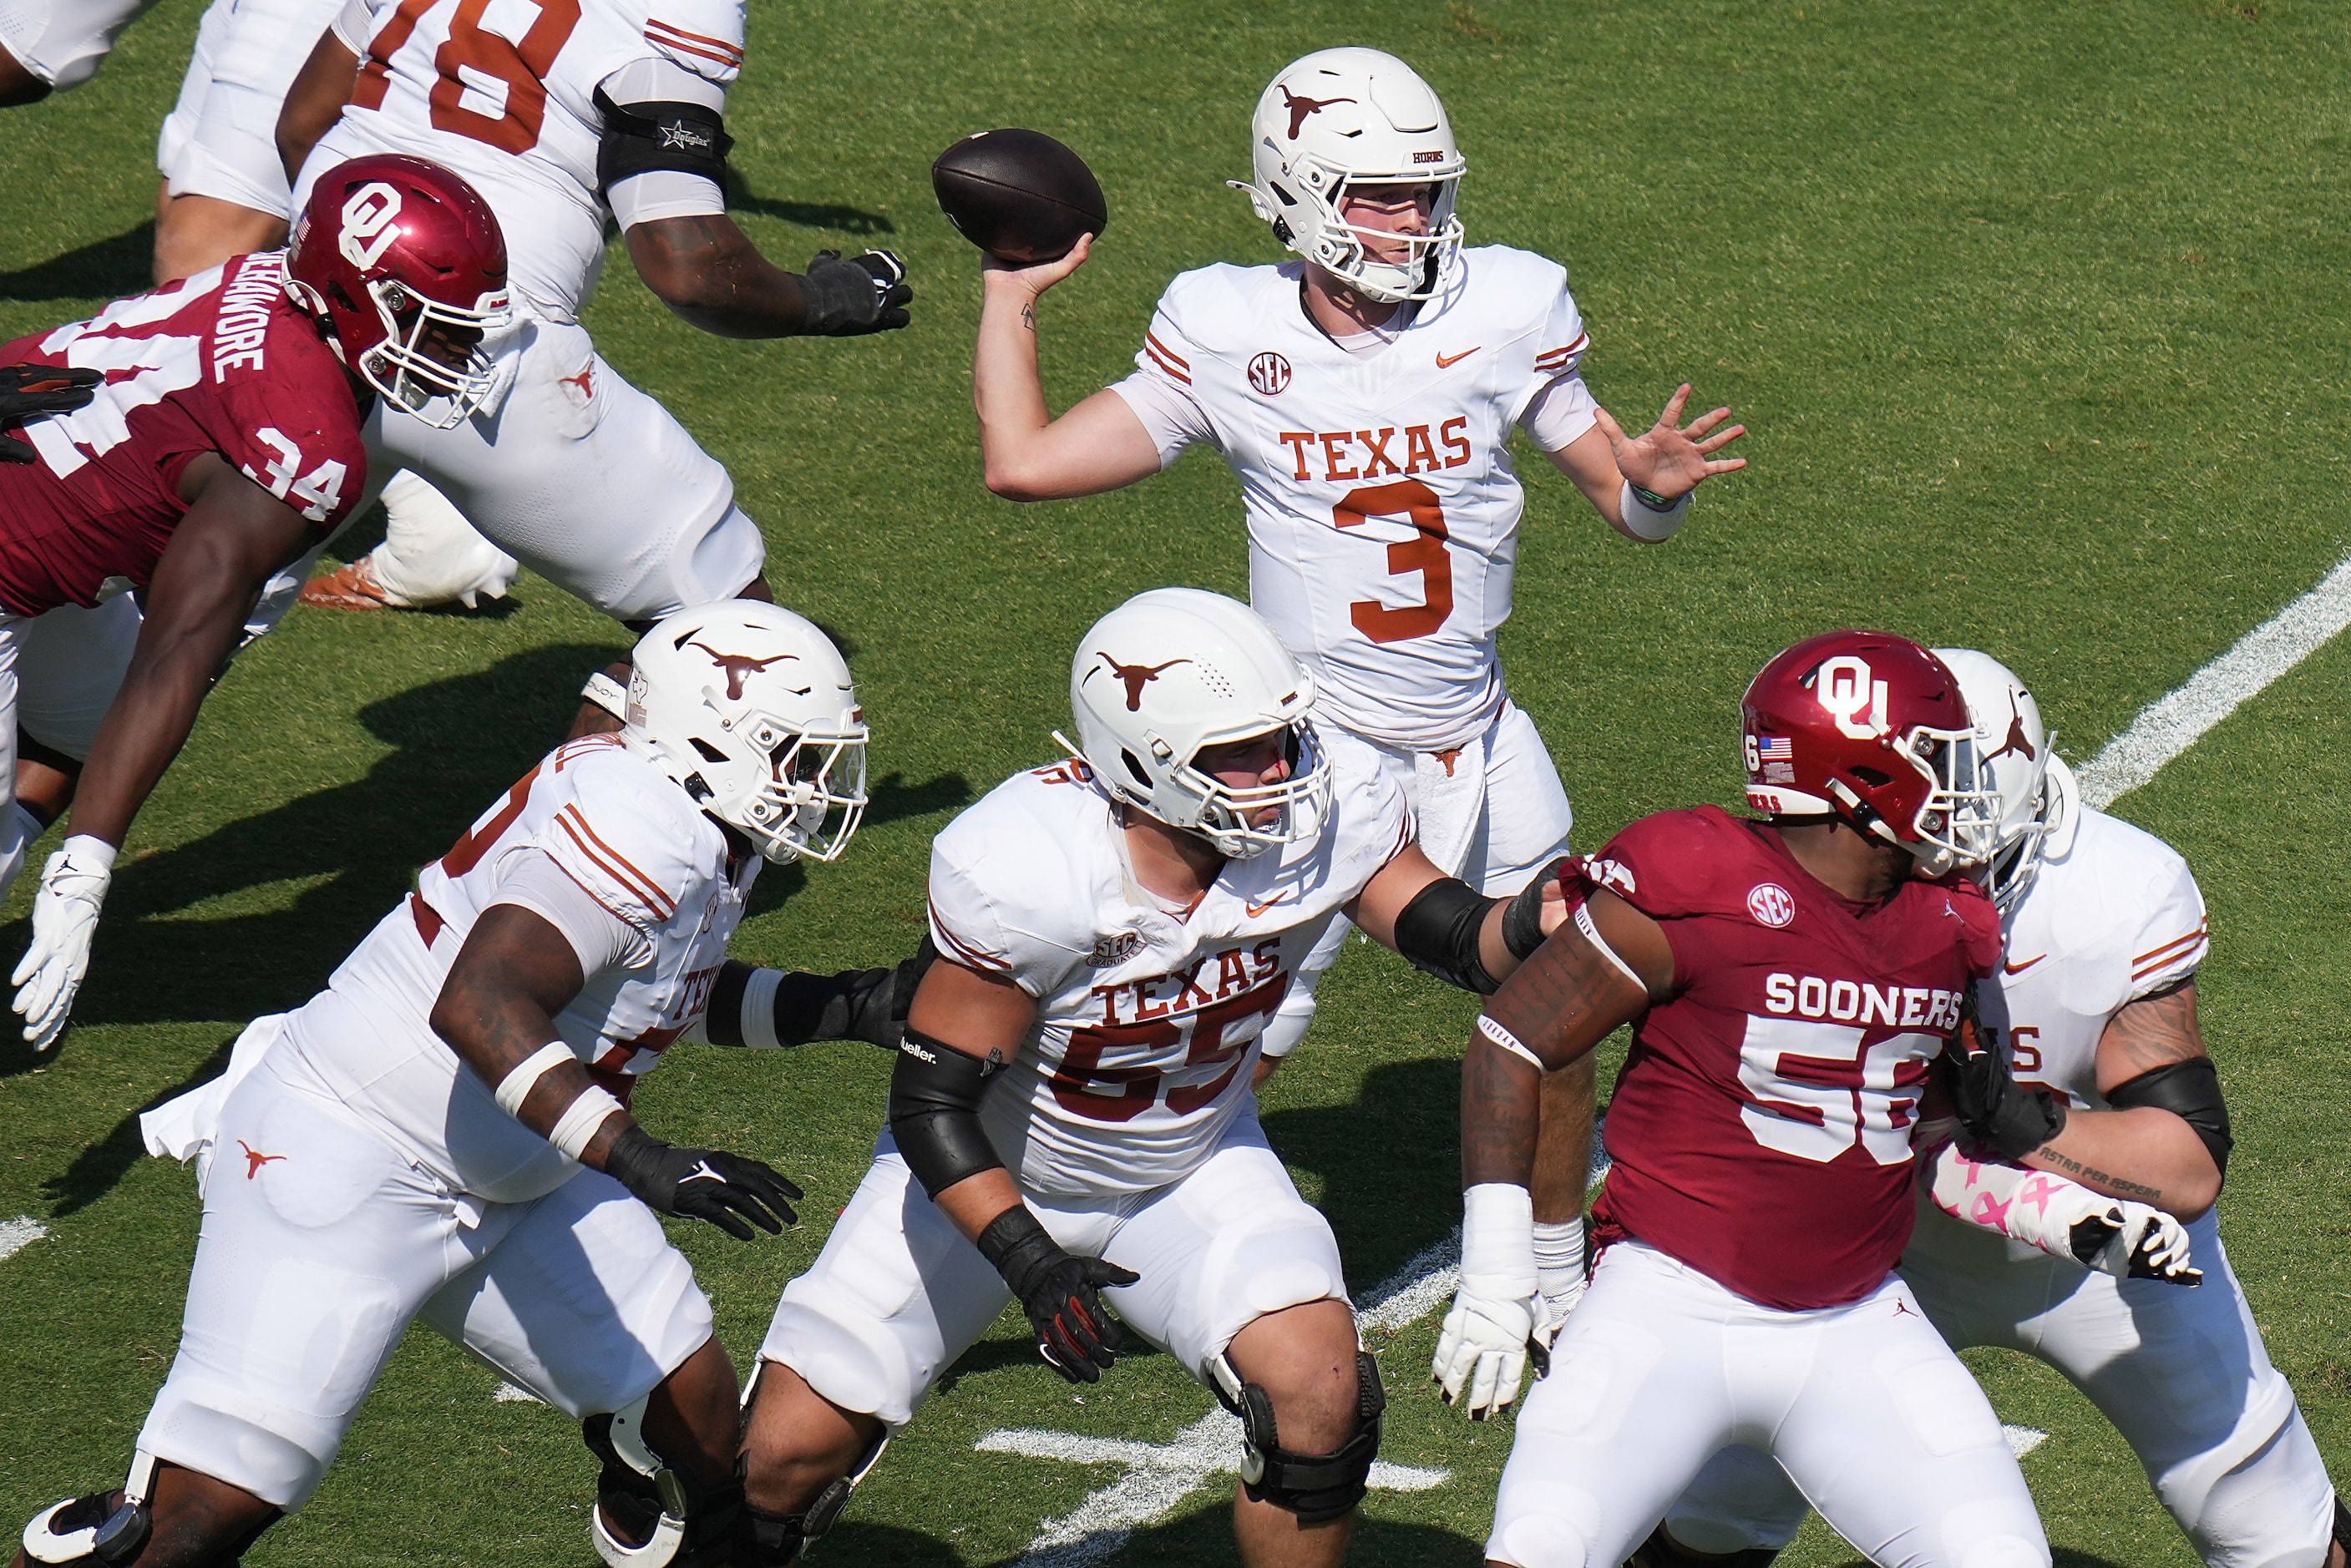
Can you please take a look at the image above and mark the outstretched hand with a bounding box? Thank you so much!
[981,233,1094,300]
[1594,384,1746,501]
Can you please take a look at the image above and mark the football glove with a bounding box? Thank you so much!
[1432,1183,1549,1419]
[602,1124,802,1240]
[0,364,100,463]
[1948,989,2067,1161]
[12,835,116,1050]
[798,249,912,336]
[975,1205,1138,1384]
[2070,1201,2202,1286]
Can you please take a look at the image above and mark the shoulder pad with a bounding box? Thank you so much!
[540,746,721,933]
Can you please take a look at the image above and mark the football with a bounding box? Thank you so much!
[930,129,1108,265]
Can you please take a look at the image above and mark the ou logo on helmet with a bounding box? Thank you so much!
[1816,654,1890,741]
[339,182,406,270]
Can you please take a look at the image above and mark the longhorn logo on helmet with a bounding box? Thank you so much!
[686,641,803,701]
[1278,84,1355,138]
[1092,653,1190,711]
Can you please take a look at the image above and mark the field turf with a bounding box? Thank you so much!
[1,0,2347,1562]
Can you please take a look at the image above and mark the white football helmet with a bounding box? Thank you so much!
[1059,588,1332,860]
[623,602,868,863]
[1229,48,1465,304]
[1935,647,2066,911]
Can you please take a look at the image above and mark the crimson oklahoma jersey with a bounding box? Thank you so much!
[1580,805,2002,1310]
[0,250,365,615]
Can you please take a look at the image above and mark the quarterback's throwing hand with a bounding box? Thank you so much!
[799,249,913,336]
[0,364,101,463]
[1593,383,1746,503]
[12,835,116,1050]
[602,1125,803,1240]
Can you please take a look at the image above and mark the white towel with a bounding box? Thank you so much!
[1411,732,1489,879]
[141,1013,287,1186]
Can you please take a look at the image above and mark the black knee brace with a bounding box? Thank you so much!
[2332,1493,2349,1554]
[1212,1350,1386,1525]
[1626,1521,1781,1567]
[582,1404,743,1568]
[736,1428,891,1565]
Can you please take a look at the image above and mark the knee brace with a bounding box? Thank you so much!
[2336,1494,2350,1553]
[738,1428,890,1565]
[1208,1349,1386,1525]
[583,1397,743,1568]
[1626,1521,1781,1567]
[21,1451,156,1565]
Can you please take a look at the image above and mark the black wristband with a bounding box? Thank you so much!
[975,1204,1064,1297]
[1629,481,1680,512]
[1502,859,1568,962]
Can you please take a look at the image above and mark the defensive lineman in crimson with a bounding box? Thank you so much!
[0,153,508,1050]
[1652,650,2351,1568]
[972,46,1745,1330]
[12,601,877,1568]
[737,589,1568,1566]
[1437,631,2060,1567]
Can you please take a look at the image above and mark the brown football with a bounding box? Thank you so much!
[931,129,1108,265]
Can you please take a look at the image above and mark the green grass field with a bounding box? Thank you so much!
[2,0,2348,1562]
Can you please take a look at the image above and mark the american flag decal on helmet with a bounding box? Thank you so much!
[1757,736,1795,762]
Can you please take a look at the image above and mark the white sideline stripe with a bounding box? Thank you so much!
[2004,1424,2050,1459]
[2078,554,2351,808]
[0,1215,47,1262]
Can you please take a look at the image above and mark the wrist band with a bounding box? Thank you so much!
[549,1084,624,1161]
[1477,1013,1548,1072]
[494,1042,576,1117]
[739,966,784,1050]
[1619,478,1691,543]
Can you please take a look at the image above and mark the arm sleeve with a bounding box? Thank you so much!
[2126,852,2208,999]
[1512,280,1590,425]
[1107,301,1218,467]
[598,57,727,229]
[1518,372,1599,453]
[488,848,650,976]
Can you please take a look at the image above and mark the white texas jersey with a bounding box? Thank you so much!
[282,734,756,1201]
[926,744,1411,1196]
[1975,793,2207,1108]
[1115,248,1588,751]
[305,0,742,317]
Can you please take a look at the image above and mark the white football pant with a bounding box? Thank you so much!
[0,0,163,90]
[1487,1239,2050,1568]
[1261,700,1572,1059]
[757,1113,1347,1427]
[367,316,765,624]
[1662,1203,2338,1568]
[137,1044,712,1510]
[156,0,337,217]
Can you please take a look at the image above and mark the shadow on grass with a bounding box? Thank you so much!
[0,220,155,302]
[726,182,896,237]
[1260,1055,1465,1295]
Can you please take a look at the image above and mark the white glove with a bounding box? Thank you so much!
[1532,1216,1587,1346]
[12,834,115,1049]
[1433,1185,1548,1419]
[1928,1142,2202,1286]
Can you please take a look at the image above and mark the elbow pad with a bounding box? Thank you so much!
[889,1027,1008,1198]
[2107,1057,2233,1176]
[594,86,732,198]
[1391,876,1502,994]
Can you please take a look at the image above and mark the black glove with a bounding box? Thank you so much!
[0,364,102,463]
[798,249,911,336]
[774,937,935,1050]
[1947,989,2067,1161]
[602,1123,803,1240]
[975,1205,1139,1384]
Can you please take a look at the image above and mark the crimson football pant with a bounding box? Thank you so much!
[1486,1240,2050,1568]
[1661,1203,2337,1568]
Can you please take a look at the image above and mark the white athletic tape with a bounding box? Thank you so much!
[739,966,784,1050]
[1476,1013,1547,1072]
[494,1042,575,1117]
[2079,554,2351,808]
[0,1215,47,1262]
[548,1084,623,1161]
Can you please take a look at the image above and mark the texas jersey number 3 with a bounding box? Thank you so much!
[1336,478,1452,643]
[356,0,585,154]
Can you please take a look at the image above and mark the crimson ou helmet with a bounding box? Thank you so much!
[286,154,510,430]
[1740,630,1998,876]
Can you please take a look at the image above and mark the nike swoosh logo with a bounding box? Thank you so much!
[1434,346,1482,368]
[1245,896,1289,917]
[2003,953,2047,975]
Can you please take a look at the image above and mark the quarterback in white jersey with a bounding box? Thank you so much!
[1646,650,2348,1568]
[970,48,1743,1325]
[13,603,874,1568]
[258,0,909,624]
[737,589,1564,1568]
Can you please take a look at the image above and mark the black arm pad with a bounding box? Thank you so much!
[594,86,733,198]
[2106,1056,2233,1176]
[702,959,756,1046]
[889,1027,1007,1198]
[1391,876,1503,995]
[1501,858,1569,963]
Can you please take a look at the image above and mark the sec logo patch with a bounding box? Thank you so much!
[1746,883,1796,928]
[1248,351,1292,396]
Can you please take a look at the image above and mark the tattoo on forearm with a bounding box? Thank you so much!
[1462,1040,1541,1190]
[1021,299,1036,332]
[2033,1142,2163,1203]
[1484,922,1646,1065]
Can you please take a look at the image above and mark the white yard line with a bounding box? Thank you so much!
[2004,1425,2050,1459]
[0,1215,46,1262]
[2077,554,2351,808]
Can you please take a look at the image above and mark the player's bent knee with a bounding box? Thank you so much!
[584,1395,744,1568]
[738,1427,889,1566]
[1487,1511,1594,1568]
[1209,1348,1385,1523]
[1954,1539,2047,1568]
